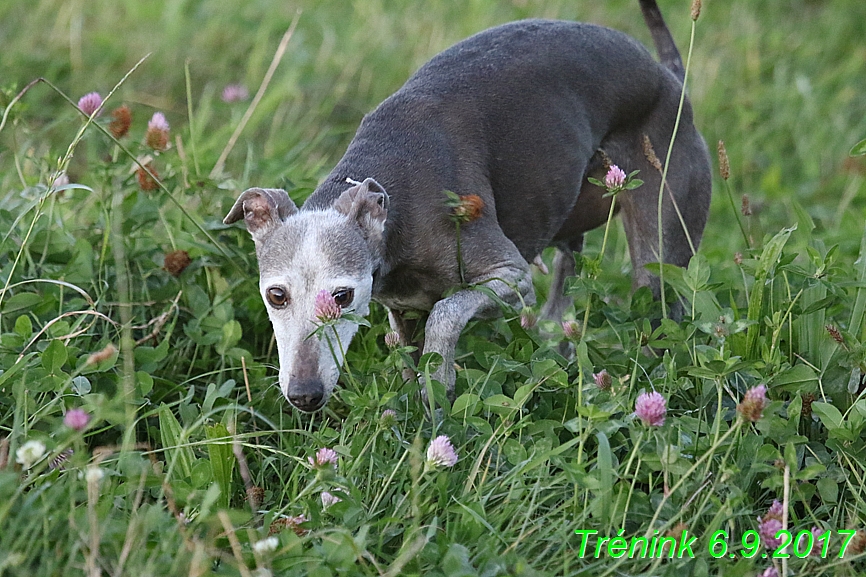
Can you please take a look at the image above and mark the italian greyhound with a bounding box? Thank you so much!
[224,0,711,412]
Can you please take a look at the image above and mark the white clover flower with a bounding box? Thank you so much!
[85,466,104,484]
[15,440,46,470]
[321,491,342,509]
[253,536,279,554]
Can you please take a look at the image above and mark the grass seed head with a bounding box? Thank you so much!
[642,134,663,171]
[825,324,844,344]
[717,140,730,180]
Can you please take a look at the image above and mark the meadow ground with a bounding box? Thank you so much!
[1,0,866,575]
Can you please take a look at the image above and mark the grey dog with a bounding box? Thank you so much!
[224,0,711,412]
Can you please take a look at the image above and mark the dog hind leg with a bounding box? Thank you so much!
[613,126,711,318]
[539,245,579,324]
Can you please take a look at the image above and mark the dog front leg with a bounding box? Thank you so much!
[422,267,535,400]
[388,309,424,383]
[387,309,423,348]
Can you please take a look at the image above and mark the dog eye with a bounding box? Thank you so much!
[332,288,354,308]
[266,287,289,308]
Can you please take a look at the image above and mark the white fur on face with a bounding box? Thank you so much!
[257,210,375,408]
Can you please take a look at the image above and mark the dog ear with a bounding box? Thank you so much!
[333,178,389,250]
[223,188,297,240]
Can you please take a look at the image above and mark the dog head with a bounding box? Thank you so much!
[224,178,389,412]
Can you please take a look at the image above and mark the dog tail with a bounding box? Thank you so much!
[638,0,685,83]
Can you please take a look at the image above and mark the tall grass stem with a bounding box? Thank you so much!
[210,12,301,179]
[656,19,698,318]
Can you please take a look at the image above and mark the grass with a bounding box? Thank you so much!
[1,0,866,575]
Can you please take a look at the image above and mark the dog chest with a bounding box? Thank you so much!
[372,264,454,313]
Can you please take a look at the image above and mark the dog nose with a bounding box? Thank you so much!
[287,379,325,412]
